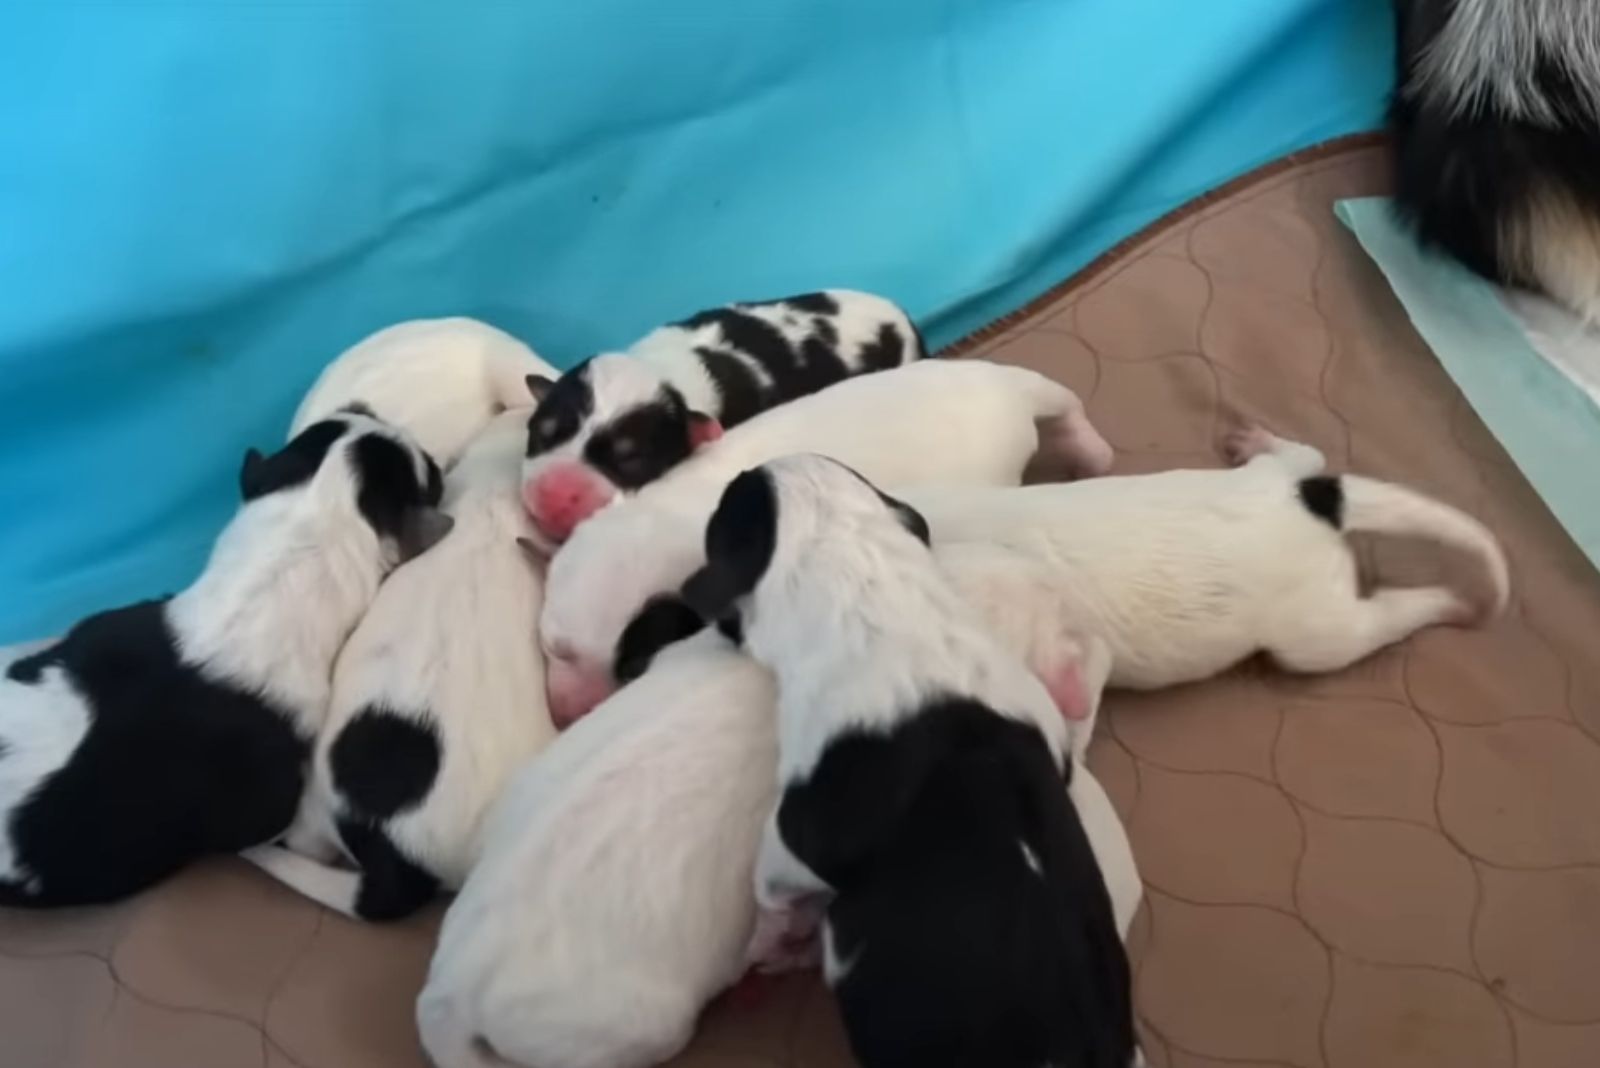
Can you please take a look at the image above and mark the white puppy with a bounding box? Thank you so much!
[245,409,554,920]
[539,358,1111,725]
[292,317,555,468]
[416,631,778,1068]
[911,425,1511,691]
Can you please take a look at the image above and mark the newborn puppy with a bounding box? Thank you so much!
[0,411,450,907]
[679,455,1137,1068]
[244,409,554,920]
[539,358,1111,725]
[907,425,1511,692]
[519,290,925,544]
[417,630,778,1068]
[418,627,1140,1068]
[293,317,557,468]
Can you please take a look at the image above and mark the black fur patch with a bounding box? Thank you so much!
[695,346,769,427]
[6,646,57,684]
[855,322,909,372]
[329,707,442,821]
[1388,0,1600,289]
[352,433,440,544]
[2,600,309,907]
[613,595,708,685]
[780,291,840,315]
[239,419,348,501]
[335,817,442,921]
[680,467,780,626]
[781,699,1135,1068]
[1298,476,1345,529]
[525,359,596,458]
[583,387,695,489]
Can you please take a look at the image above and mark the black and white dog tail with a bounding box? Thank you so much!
[1298,474,1510,615]
[1388,0,1600,320]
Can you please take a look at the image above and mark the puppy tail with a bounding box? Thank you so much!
[1332,475,1511,620]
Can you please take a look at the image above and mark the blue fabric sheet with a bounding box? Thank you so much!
[0,0,1393,642]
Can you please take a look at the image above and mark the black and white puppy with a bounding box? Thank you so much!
[1390,0,1600,320]
[245,409,554,921]
[679,455,1137,1068]
[519,290,924,545]
[0,409,450,907]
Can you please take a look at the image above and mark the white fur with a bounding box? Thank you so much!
[540,358,1108,722]
[913,427,1510,690]
[291,318,556,468]
[248,410,554,911]
[416,632,777,1068]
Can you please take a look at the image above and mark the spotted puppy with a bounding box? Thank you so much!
[539,357,1112,726]
[908,425,1510,692]
[293,317,556,468]
[245,409,554,920]
[0,410,450,907]
[519,290,925,544]
[679,455,1137,1068]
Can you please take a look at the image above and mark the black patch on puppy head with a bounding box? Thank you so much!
[329,706,442,821]
[352,433,443,547]
[1297,476,1344,529]
[695,346,767,427]
[525,360,595,458]
[238,419,348,501]
[680,467,779,625]
[583,386,694,490]
[613,594,708,685]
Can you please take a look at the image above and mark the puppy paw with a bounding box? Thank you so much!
[1221,423,1274,466]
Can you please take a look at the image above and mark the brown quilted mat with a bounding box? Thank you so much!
[6,137,1600,1068]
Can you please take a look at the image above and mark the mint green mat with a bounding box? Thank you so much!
[1337,197,1600,574]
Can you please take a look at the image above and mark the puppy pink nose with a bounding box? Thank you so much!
[522,464,613,543]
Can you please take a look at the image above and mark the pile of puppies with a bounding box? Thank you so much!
[0,290,1509,1068]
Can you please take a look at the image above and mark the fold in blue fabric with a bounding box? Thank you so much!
[0,1,1392,642]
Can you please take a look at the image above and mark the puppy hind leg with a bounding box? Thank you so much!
[1268,587,1468,674]
[1222,423,1326,477]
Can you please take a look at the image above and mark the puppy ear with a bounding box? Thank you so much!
[875,488,930,546]
[525,374,556,402]
[238,448,268,500]
[687,412,724,449]
[679,563,739,624]
[396,508,455,562]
